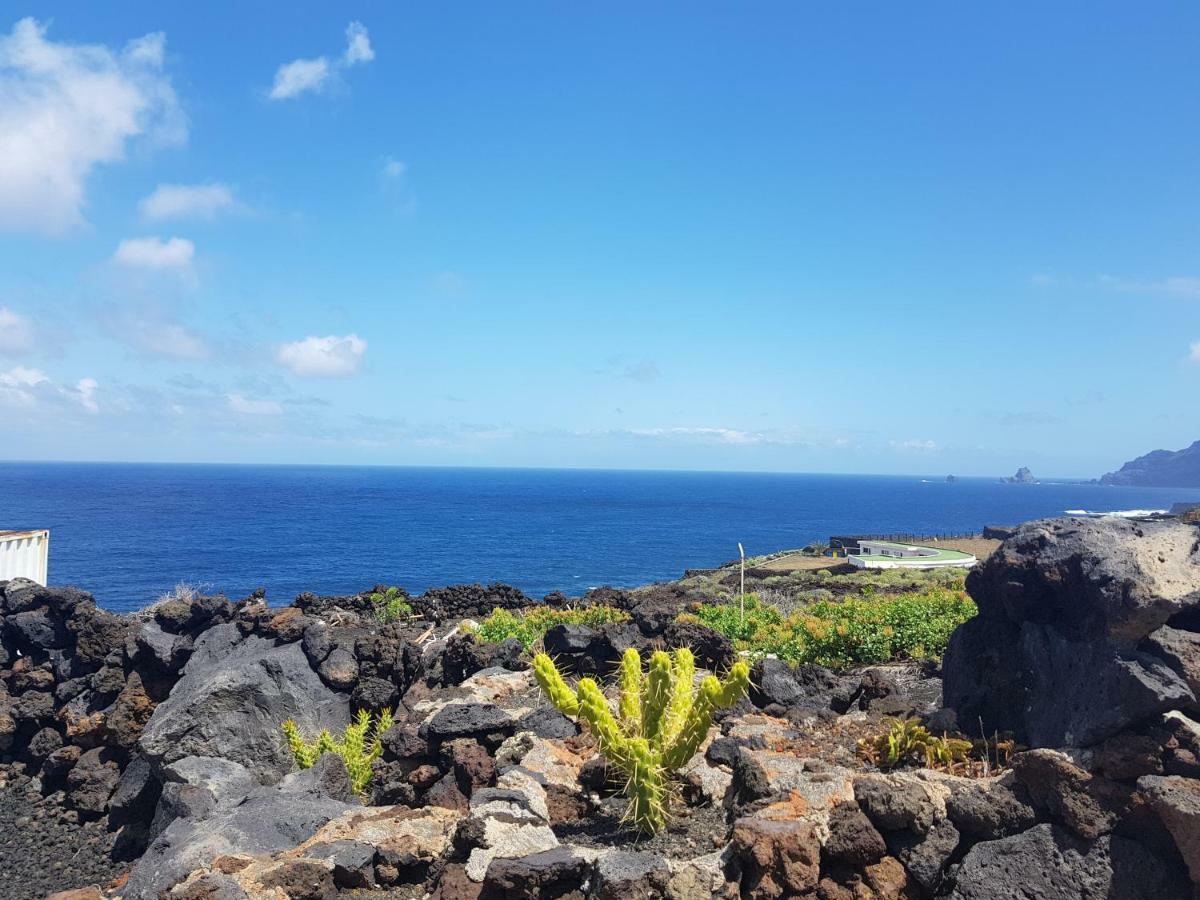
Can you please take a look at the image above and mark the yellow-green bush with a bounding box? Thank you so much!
[682,588,975,669]
[469,604,630,650]
[534,647,749,833]
[282,708,392,795]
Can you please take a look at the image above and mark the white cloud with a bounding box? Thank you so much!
[383,157,406,179]
[276,333,366,377]
[228,392,283,416]
[890,439,940,452]
[0,18,184,235]
[631,426,767,445]
[113,236,194,271]
[0,306,35,355]
[269,22,373,101]
[139,183,237,221]
[75,377,98,412]
[1189,341,1200,364]
[343,22,374,65]
[0,365,98,412]
[269,56,330,100]
[1100,275,1200,300]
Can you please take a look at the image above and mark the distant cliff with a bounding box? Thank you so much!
[1101,440,1200,487]
[1001,466,1037,484]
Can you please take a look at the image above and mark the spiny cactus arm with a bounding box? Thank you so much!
[282,719,317,769]
[656,647,695,749]
[617,647,643,736]
[660,662,748,770]
[533,652,580,717]
[640,650,673,743]
[315,729,337,758]
[624,737,668,834]
[715,660,750,707]
[661,674,720,770]
[370,707,394,758]
[576,677,634,772]
[341,710,370,761]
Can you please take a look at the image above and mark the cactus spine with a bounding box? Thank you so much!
[533,646,749,834]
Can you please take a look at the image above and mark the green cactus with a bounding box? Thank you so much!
[282,707,393,796]
[533,646,749,834]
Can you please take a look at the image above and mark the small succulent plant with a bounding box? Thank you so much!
[282,707,393,795]
[533,646,749,834]
[856,717,972,771]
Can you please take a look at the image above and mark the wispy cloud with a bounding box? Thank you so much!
[139,183,239,221]
[276,333,366,377]
[602,355,662,383]
[1189,341,1200,364]
[430,271,467,297]
[227,393,283,416]
[343,22,374,65]
[269,57,330,100]
[0,306,35,355]
[1099,275,1200,300]
[996,411,1062,427]
[113,236,195,272]
[268,22,374,101]
[383,157,406,179]
[0,18,185,235]
[890,438,940,452]
[630,426,770,445]
[620,360,661,383]
[0,366,98,412]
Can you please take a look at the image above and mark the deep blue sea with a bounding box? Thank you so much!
[3,462,1198,613]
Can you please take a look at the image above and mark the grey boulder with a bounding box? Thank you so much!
[945,518,1200,747]
[949,823,1189,900]
[123,756,355,899]
[138,623,349,782]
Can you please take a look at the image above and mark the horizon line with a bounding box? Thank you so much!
[0,457,1102,482]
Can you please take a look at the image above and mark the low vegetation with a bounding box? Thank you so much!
[369,586,414,624]
[282,708,393,795]
[856,717,972,770]
[681,587,976,669]
[533,647,749,833]
[468,604,630,650]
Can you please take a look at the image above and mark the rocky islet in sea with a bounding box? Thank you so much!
[0,517,1198,899]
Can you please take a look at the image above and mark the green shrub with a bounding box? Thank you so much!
[857,717,973,770]
[282,708,393,795]
[469,604,630,650]
[369,587,413,624]
[533,647,749,833]
[682,587,976,669]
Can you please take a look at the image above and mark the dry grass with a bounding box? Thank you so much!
[755,553,842,573]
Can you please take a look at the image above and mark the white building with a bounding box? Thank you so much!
[847,540,976,570]
[0,530,50,584]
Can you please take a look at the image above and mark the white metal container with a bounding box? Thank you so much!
[0,530,50,585]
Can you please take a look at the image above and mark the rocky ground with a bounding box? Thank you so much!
[1,516,1198,899]
[0,765,121,899]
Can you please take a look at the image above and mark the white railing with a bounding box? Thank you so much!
[0,530,50,585]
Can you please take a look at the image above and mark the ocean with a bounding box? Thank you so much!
[2,462,1197,613]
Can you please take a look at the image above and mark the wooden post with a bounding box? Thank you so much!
[738,542,745,624]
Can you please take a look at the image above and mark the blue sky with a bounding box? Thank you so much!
[1,3,1198,477]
